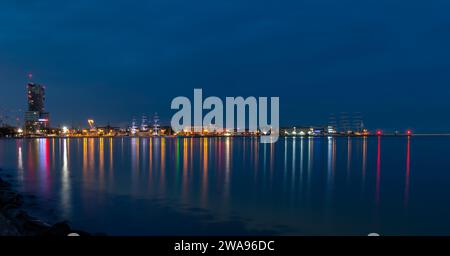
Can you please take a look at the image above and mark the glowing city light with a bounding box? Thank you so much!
[88,119,95,129]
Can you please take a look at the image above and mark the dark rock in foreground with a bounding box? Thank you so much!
[0,174,89,236]
[0,212,20,235]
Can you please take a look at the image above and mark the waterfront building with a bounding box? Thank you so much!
[96,125,121,136]
[283,126,325,136]
[327,125,337,134]
[24,82,50,135]
[0,125,17,137]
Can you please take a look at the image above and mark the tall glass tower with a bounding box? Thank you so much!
[24,81,50,135]
[27,83,45,112]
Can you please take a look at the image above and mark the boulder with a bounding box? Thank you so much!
[41,222,72,236]
[0,191,24,209]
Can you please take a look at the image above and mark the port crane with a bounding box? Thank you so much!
[88,119,96,131]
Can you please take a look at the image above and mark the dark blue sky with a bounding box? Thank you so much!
[1,0,450,131]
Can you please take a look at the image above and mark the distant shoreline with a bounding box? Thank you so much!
[2,133,450,139]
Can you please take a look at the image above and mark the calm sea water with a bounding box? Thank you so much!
[0,136,449,235]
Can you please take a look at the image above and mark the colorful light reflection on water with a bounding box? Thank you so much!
[1,136,450,235]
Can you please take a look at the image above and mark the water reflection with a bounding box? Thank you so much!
[201,138,208,208]
[404,137,411,209]
[292,137,296,192]
[82,138,87,177]
[17,141,23,182]
[361,136,367,195]
[224,137,231,200]
[38,139,50,197]
[283,137,287,191]
[326,137,335,206]
[182,138,189,202]
[299,137,304,195]
[346,137,352,183]
[149,138,153,184]
[99,138,104,190]
[376,136,381,206]
[307,137,314,201]
[160,138,166,191]
[61,138,71,216]
[0,136,423,235]
[109,138,114,182]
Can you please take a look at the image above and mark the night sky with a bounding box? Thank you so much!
[1,0,450,131]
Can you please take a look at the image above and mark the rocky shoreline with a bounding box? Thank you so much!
[0,168,89,236]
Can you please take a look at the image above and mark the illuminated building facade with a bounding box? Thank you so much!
[24,82,50,135]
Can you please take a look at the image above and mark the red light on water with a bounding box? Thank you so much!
[407,130,412,135]
[376,130,382,136]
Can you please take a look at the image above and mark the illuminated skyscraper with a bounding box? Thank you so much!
[27,82,45,112]
[24,81,50,135]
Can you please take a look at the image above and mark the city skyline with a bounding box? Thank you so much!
[1,1,450,132]
[0,72,445,133]
[0,78,385,134]
[2,0,450,242]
